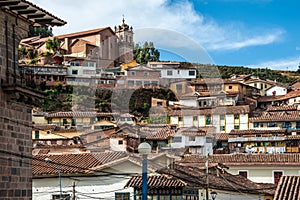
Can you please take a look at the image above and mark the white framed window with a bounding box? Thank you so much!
[238,170,249,179]
[273,170,284,184]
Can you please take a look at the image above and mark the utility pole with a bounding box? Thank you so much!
[72,181,75,200]
[205,152,209,200]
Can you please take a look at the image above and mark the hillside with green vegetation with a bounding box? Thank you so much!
[196,64,300,84]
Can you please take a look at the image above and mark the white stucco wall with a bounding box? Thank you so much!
[227,166,300,184]
[33,175,132,200]
[266,86,287,96]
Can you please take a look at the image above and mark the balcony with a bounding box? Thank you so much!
[228,136,285,142]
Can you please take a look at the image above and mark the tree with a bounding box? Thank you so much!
[133,41,160,64]
[28,26,53,38]
[46,37,61,53]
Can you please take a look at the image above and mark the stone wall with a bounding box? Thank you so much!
[0,8,33,199]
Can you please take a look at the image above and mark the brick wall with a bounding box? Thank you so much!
[0,8,33,199]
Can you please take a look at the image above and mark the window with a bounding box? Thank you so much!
[178,116,183,122]
[193,116,198,121]
[127,80,134,86]
[205,115,212,125]
[234,125,240,130]
[260,123,264,128]
[115,192,130,200]
[130,71,136,76]
[273,171,283,184]
[167,70,173,76]
[172,136,182,143]
[254,122,259,128]
[296,122,300,130]
[118,140,123,145]
[117,80,125,85]
[189,136,196,141]
[228,85,233,89]
[72,70,78,75]
[157,102,163,106]
[176,84,182,91]
[220,126,225,131]
[267,122,277,127]
[151,81,158,87]
[63,119,68,125]
[282,122,292,129]
[144,81,150,87]
[52,194,70,200]
[70,61,80,66]
[94,126,103,130]
[136,80,142,86]
[238,171,248,179]
[143,72,149,77]
[220,115,225,120]
[189,70,195,76]
[254,83,257,87]
[234,114,239,120]
[34,131,39,139]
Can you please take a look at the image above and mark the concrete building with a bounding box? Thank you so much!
[0,0,65,199]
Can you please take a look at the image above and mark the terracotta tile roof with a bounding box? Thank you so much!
[146,125,176,140]
[125,174,186,188]
[148,62,180,65]
[250,110,300,122]
[286,135,300,140]
[229,129,287,135]
[216,132,229,140]
[168,105,250,116]
[33,124,58,131]
[266,105,298,111]
[126,65,159,71]
[179,126,206,136]
[257,90,300,103]
[181,153,300,166]
[46,111,119,118]
[292,82,300,89]
[190,78,224,85]
[157,165,275,195]
[274,176,300,200]
[257,95,286,103]
[32,152,127,176]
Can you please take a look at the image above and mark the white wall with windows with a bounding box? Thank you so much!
[160,69,196,79]
[170,113,249,133]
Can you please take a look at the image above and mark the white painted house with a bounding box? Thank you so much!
[169,105,249,133]
[266,85,287,96]
[32,152,173,200]
[182,153,300,185]
[147,61,197,86]
[171,127,214,155]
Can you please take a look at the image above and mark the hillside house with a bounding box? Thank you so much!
[169,105,250,133]
[181,153,300,185]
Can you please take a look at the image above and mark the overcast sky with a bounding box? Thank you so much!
[30,0,300,71]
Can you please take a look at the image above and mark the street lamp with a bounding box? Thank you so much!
[138,142,151,200]
[211,191,217,200]
[45,158,62,200]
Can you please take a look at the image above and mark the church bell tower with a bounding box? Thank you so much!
[114,17,134,64]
